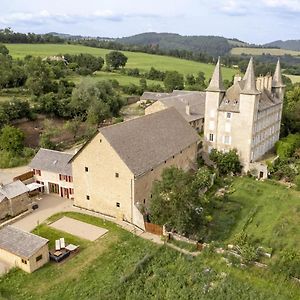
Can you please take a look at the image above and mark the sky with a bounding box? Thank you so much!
[0,0,299,44]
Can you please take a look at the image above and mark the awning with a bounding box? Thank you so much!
[26,182,44,192]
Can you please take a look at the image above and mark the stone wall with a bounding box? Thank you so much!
[9,193,31,217]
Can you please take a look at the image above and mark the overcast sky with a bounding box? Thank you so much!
[0,0,299,44]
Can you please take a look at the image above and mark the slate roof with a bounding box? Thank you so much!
[0,180,29,202]
[99,108,199,177]
[29,148,73,176]
[140,92,171,101]
[158,91,206,122]
[0,225,48,259]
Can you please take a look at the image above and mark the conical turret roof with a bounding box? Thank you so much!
[206,57,225,92]
[242,57,260,95]
[272,59,285,88]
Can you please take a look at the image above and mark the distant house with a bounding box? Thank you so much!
[29,149,74,199]
[0,225,49,273]
[71,108,199,230]
[0,181,31,220]
[145,90,206,132]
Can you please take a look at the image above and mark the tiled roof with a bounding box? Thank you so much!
[0,226,48,259]
[0,180,28,202]
[29,149,73,176]
[99,108,199,176]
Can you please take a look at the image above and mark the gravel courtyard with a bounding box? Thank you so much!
[49,216,108,241]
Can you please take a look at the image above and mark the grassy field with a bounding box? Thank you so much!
[209,177,300,253]
[70,71,161,86]
[285,74,300,84]
[5,44,237,80]
[231,47,300,57]
[0,209,299,300]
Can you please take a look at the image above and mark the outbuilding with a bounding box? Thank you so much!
[0,225,49,273]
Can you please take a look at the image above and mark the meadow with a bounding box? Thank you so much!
[231,47,300,57]
[285,74,300,84]
[1,177,300,300]
[5,44,237,80]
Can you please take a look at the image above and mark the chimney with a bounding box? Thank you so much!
[186,102,191,115]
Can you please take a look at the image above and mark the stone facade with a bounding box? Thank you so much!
[204,58,284,173]
[72,131,198,230]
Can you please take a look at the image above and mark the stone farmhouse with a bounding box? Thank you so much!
[0,180,31,220]
[29,148,74,199]
[0,225,49,273]
[71,108,199,230]
[204,58,284,176]
[145,90,205,132]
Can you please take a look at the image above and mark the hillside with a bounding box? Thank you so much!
[5,43,237,80]
[117,32,232,56]
[264,40,300,51]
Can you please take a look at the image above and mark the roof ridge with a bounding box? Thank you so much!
[7,225,49,242]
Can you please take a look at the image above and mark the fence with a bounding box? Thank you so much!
[144,222,163,236]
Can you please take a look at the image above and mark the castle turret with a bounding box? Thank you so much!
[242,57,260,95]
[204,57,226,151]
[272,59,285,101]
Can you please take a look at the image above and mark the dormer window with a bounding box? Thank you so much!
[225,99,229,104]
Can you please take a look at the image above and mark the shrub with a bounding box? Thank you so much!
[275,134,300,159]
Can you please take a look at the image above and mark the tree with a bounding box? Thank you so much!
[0,44,9,56]
[0,125,24,154]
[64,116,82,139]
[164,71,184,92]
[150,166,212,237]
[105,51,128,69]
[209,149,241,175]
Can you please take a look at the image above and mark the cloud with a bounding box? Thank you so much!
[262,0,300,15]
[218,0,248,16]
[0,9,162,27]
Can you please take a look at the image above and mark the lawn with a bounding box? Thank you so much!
[70,71,161,86]
[5,44,237,80]
[285,74,300,84]
[0,210,299,299]
[208,177,300,253]
[231,47,300,57]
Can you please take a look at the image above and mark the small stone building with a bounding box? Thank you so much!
[0,225,49,273]
[0,181,31,220]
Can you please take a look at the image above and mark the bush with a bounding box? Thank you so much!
[0,148,34,168]
[294,175,300,190]
[275,134,300,159]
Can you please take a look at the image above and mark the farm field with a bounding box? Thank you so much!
[1,177,300,300]
[70,71,161,86]
[231,47,300,57]
[285,74,300,84]
[5,44,237,80]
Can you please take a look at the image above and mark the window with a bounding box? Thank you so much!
[100,139,102,143]
[86,195,90,200]
[85,167,89,172]
[116,202,120,207]
[34,169,41,176]
[21,259,27,264]
[115,172,119,178]
[224,136,231,145]
[69,188,74,194]
[209,133,214,142]
[226,112,232,119]
[36,255,43,262]
[173,155,175,159]
[143,199,146,204]
[164,160,167,164]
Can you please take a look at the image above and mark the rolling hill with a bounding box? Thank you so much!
[5,43,237,80]
[263,40,300,51]
[117,32,232,56]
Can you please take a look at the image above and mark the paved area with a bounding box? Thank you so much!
[0,259,11,276]
[12,195,73,232]
[49,216,108,241]
[0,166,29,185]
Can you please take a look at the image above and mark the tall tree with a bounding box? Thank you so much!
[105,51,128,69]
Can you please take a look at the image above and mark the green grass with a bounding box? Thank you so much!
[69,71,161,86]
[231,47,300,57]
[209,177,300,253]
[5,44,237,80]
[0,210,299,299]
[285,74,300,84]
